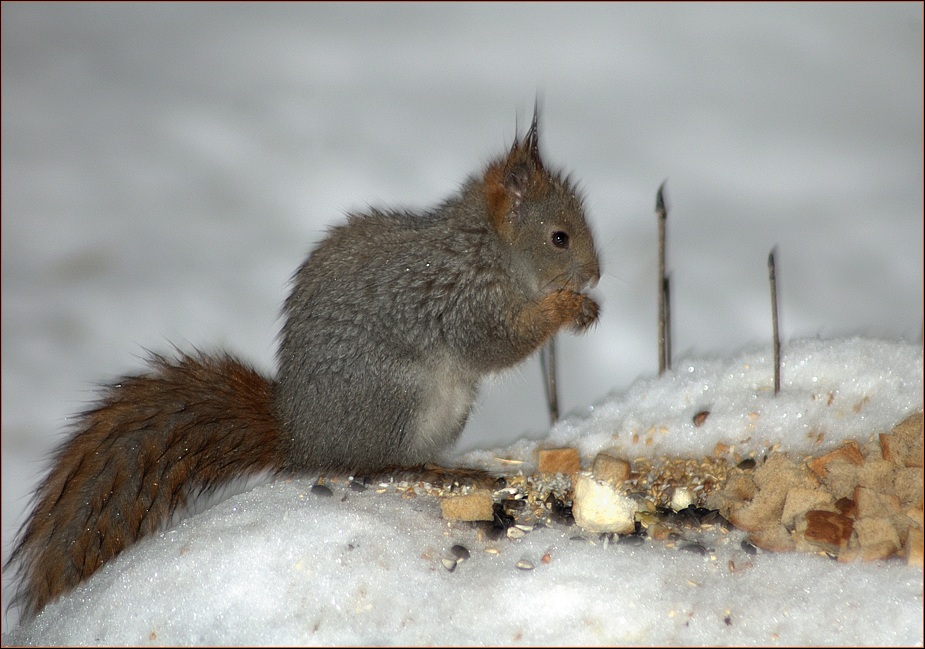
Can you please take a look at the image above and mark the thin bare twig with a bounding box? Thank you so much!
[768,248,781,395]
[540,338,559,426]
[656,181,669,375]
[663,273,671,371]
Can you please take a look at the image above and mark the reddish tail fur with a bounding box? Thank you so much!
[5,352,284,619]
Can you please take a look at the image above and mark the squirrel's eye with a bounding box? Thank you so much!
[551,231,569,249]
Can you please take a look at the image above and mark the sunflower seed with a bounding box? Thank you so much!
[450,545,471,561]
[311,484,333,497]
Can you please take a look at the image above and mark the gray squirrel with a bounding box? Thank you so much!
[6,110,601,620]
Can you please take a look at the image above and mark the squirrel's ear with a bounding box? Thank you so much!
[502,162,531,201]
[501,109,546,202]
[484,108,548,236]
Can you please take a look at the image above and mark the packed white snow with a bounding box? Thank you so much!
[3,338,921,646]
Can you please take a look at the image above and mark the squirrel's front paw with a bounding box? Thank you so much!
[570,293,600,331]
[539,290,600,334]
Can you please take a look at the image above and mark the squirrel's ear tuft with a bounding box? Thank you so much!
[523,107,545,173]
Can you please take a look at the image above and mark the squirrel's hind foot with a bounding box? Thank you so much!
[359,463,500,491]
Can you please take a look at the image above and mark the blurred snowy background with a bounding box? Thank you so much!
[2,2,922,632]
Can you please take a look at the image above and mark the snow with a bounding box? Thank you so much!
[2,3,922,645]
[3,338,922,646]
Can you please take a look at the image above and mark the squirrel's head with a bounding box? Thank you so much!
[483,111,601,297]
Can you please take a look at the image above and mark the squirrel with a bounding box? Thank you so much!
[5,110,601,621]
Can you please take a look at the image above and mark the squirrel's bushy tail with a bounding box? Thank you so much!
[5,351,284,620]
